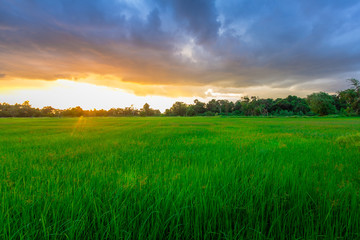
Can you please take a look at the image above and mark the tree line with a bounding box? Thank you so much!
[1,79,359,117]
[0,102,161,117]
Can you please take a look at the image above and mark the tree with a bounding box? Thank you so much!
[206,99,218,113]
[307,92,336,116]
[338,78,360,115]
[140,103,154,116]
[233,100,242,115]
[186,105,196,116]
[217,100,233,114]
[41,106,57,117]
[193,99,206,115]
[108,108,124,116]
[63,106,84,117]
[169,102,187,116]
[19,101,35,117]
[143,103,150,114]
[164,109,172,116]
[348,78,360,92]
[241,96,251,116]
[0,103,11,117]
[270,96,310,115]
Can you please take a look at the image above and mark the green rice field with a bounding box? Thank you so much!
[0,117,359,239]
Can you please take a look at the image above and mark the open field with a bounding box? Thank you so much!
[0,117,359,239]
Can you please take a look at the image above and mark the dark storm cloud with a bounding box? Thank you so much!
[164,0,220,44]
[1,0,360,92]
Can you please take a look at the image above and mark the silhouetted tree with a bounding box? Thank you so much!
[169,102,187,116]
[63,106,84,117]
[140,103,159,116]
[41,106,57,117]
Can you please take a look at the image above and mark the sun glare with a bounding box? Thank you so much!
[0,80,195,112]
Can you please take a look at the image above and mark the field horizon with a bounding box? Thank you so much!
[1,117,359,239]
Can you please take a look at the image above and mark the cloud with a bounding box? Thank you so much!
[1,0,360,97]
[166,0,220,44]
[0,73,5,78]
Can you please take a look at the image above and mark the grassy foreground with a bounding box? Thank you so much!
[0,117,359,239]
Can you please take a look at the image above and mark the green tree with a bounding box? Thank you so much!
[186,105,196,116]
[206,99,218,113]
[233,100,242,115]
[169,102,187,116]
[193,99,206,115]
[307,92,336,116]
[338,78,360,115]
[217,100,233,114]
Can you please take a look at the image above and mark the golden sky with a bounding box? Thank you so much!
[1,0,358,110]
[0,77,327,111]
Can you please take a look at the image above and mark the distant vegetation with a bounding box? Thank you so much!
[1,79,359,117]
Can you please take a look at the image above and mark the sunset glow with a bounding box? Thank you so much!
[1,0,360,110]
[0,80,199,111]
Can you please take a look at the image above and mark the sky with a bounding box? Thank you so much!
[1,0,360,111]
